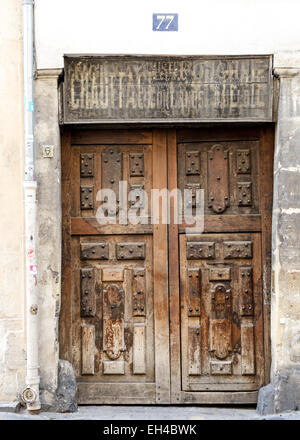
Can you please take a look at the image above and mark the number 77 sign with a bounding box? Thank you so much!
[152,13,178,31]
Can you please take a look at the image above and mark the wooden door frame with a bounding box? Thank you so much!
[60,124,274,405]
[152,129,170,403]
[168,125,274,404]
[60,127,170,404]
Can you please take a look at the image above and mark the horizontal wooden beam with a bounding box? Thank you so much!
[71,129,152,145]
[71,217,153,235]
[178,215,261,233]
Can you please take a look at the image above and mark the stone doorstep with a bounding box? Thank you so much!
[1,406,300,420]
[0,401,21,413]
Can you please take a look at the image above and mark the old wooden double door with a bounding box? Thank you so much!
[60,126,273,404]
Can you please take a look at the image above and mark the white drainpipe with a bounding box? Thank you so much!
[21,0,41,412]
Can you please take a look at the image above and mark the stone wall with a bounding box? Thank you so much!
[258,52,300,414]
[0,0,26,402]
[34,71,62,408]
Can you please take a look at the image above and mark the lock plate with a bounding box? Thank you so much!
[185,183,201,209]
[238,182,252,206]
[81,242,109,260]
[129,184,145,209]
[209,268,231,281]
[130,153,144,176]
[210,361,232,375]
[185,151,200,175]
[187,268,201,317]
[80,267,96,317]
[102,148,122,204]
[80,186,94,210]
[224,241,252,259]
[132,268,146,316]
[237,149,251,174]
[239,266,254,316]
[208,144,229,213]
[80,153,94,177]
[116,243,145,260]
[187,242,215,259]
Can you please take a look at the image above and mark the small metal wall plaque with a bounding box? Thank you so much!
[42,145,54,157]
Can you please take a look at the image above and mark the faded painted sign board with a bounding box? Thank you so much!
[62,55,274,124]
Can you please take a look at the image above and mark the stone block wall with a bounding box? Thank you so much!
[0,0,26,402]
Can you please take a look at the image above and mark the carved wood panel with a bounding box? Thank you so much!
[63,132,170,405]
[177,139,259,221]
[61,126,272,405]
[180,233,263,392]
[170,127,274,403]
[75,214,154,382]
[77,233,154,383]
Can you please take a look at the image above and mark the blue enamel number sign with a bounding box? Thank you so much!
[152,14,178,31]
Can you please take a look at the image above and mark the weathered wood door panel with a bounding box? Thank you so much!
[61,129,170,404]
[61,126,273,405]
[180,232,263,392]
[169,126,274,404]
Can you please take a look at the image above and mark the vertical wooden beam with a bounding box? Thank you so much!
[133,324,146,374]
[241,323,255,375]
[252,232,264,387]
[59,129,72,362]
[188,325,201,375]
[258,126,274,384]
[167,128,182,403]
[153,129,170,403]
[81,324,95,375]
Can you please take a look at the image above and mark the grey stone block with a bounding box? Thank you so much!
[258,369,300,415]
[51,360,78,413]
[274,369,300,413]
[0,401,21,413]
[256,384,275,415]
[38,354,78,412]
